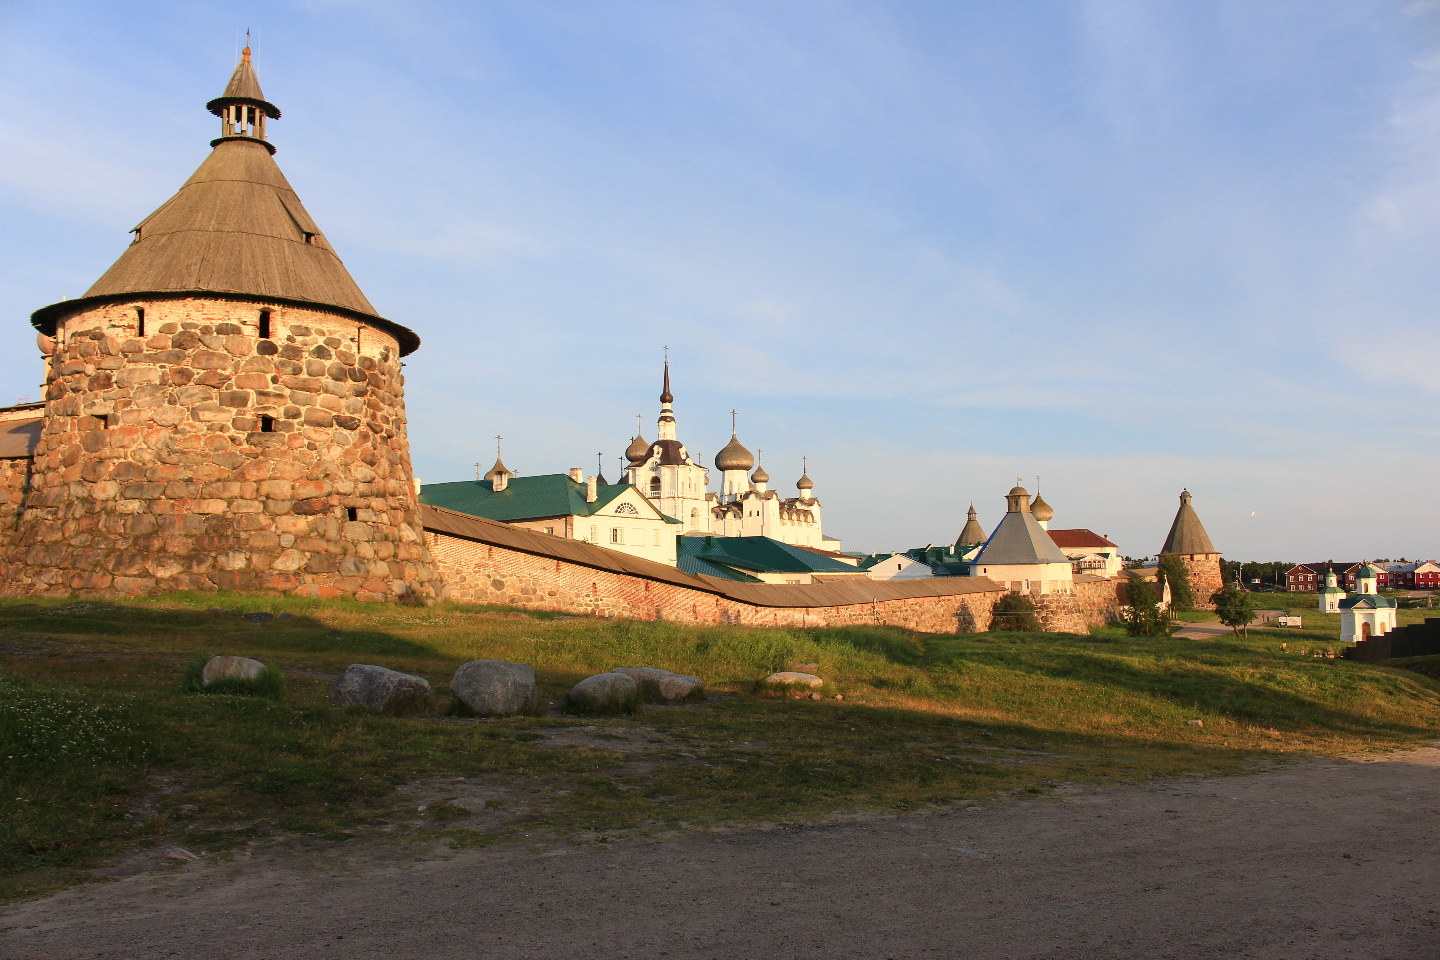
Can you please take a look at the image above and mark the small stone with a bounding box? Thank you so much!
[451,796,486,813]
[201,655,266,686]
[569,672,639,714]
[242,611,276,623]
[451,660,539,717]
[833,694,844,701]
[809,692,822,700]
[1187,719,1204,727]
[764,671,823,688]
[329,664,430,714]
[165,847,201,862]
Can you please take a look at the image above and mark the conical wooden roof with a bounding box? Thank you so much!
[31,55,417,355]
[211,53,271,107]
[1161,489,1217,555]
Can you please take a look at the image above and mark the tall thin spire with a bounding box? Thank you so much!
[656,349,677,441]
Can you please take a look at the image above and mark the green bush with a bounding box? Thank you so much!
[990,593,1042,632]
[180,654,287,699]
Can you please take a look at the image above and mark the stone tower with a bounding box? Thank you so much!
[1160,489,1222,610]
[4,48,439,601]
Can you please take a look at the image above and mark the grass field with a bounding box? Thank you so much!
[3,591,1439,902]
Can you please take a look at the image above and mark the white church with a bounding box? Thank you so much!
[623,361,837,550]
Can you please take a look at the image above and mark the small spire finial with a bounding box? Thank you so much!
[242,29,252,61]
[597,452,604,475]
[474,462,481,481]
[803,455,808,472]
[496,434,503,457]
[730,409,738,434]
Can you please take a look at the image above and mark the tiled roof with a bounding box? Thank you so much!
[676,536,863,576]
[419,475,674,524]
[1048,529,1117,549]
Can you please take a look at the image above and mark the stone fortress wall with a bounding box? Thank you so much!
[0,298,439,601]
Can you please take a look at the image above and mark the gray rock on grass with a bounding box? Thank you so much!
[610,667,702,702]
[569,672,639,713]
[451,660,539,716]
[764,671,823,688]
[330,664,430,713]
[202,655,266,686]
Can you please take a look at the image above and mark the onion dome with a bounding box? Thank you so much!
[1030,492,1053,523]
[626,433,651,464]
[797,472,813,491]
[715,433,755,471]
[751,464,769,484]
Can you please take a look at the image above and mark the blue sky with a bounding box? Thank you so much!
[1,1,1436,561]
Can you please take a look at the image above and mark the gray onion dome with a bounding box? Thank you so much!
[625,433,651,464]
[715,433,755,471]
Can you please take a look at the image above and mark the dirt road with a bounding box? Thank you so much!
[5,746,1438,959]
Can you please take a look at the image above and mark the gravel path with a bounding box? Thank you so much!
[4,745,1438,959]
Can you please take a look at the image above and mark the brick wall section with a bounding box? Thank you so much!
[0,298,438,601]
[428,529,1008,632]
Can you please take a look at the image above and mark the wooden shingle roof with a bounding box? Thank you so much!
[1161,489,1217,556]
[31,57,418,355]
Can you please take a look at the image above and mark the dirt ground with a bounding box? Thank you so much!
[4,745,1438,960]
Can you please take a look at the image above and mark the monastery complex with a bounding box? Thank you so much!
[0,52,1239,634]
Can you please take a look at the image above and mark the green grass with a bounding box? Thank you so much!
[2,592,1438,901]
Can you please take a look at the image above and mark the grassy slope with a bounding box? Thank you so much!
[3,592,1439,901]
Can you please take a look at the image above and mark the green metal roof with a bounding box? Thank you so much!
[677,535,862,578]
[419,475,678,524]
[1340,594,1397,609]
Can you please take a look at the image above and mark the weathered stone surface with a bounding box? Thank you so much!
[764,671,823,688]
[656,674,702,701]
[608,667,702,702]
[329,664,430,713]
[450,659,539,716]
[201,655,265,685]
[568,672,638,713]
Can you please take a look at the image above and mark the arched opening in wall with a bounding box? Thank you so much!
[650,477,660,497]
[1362,621,1371,640]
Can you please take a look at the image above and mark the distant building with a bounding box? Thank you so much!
[676,534,867,584]
[1340,563,1398,642]
[420,464,679,566]
[1160,489,1223,609]
[623,362,712,534]
[1047,529,1122,577]
[1382,560,1440,591]
[970,481,1075,595]
[860,553,935,581]
[1318,569,1345,612]
[1286,562,1370,592]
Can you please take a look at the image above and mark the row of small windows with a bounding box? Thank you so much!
[131,308,273,339]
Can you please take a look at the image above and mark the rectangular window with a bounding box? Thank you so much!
[588,525,597,542]
[136,307,145,337]
[652,529,659,546]
[544,526,555,535]
[259,415,276,433]
[258,309,272,339]
[346,507,358,522]
[611,528,622,544]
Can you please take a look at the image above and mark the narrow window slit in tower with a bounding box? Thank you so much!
[303,232,316,245]
[136,307,145,337]
[259,415,275,433]
[346,507,358,522]
[258,310,271,339]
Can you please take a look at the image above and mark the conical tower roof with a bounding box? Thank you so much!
[31,51,418,355]
[1161,489,1217,555]
[956,504,986,547]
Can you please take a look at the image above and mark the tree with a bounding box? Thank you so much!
[1158,555,1194,612]
[1212,585,1257,638]
[1122,578,1170,637]
[989,592,1042,632]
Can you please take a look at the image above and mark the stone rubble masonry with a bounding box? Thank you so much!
[1168,554,1224,611]
[0,297,438,601]
[427,526,1124,634]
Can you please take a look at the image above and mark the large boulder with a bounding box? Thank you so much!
[569,672,640,714]
[451,660,539,716]
[202,655,265,686]
[764,671,823,688]
[330,664,430,713]
[610,667,702,703]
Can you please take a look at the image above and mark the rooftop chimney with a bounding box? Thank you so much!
[569,468,584,482]
[586,476,598,503]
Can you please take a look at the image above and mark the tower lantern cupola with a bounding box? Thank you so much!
[206,42,281,154]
